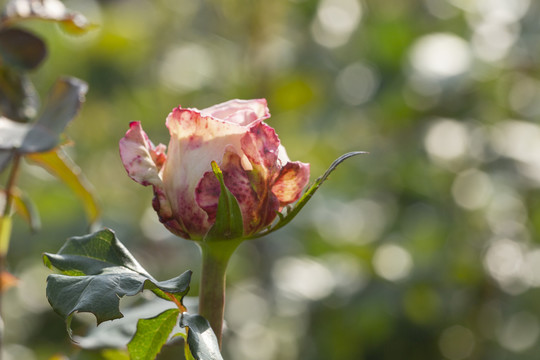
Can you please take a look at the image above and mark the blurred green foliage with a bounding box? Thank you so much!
[3,0,540,359]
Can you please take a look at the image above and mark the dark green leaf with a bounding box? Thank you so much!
[21,76,87,153]
[128,308,180,360]
[26,148,99,226]
[180,313,224,360]
[0,77,87,153]
[0,66,39,122]
[0,27,47,70]
[250,151,367,239]
[1,0,97,34]
[43,229,192,336]
[204,161,244,242]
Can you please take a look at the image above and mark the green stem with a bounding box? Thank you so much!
[197,239,242,348]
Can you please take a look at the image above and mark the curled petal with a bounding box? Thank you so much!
[119,121,166,187]
[272,161,310,206]
[200,99,270,126]
[241,122,280,170]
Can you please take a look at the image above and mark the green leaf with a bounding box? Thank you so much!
[26,148,99,226]
[75,297,183,350]
[250,151,367,239]
[128,308,180,360]
[0,27,47,70]
[1,0,98,34]
[43,229,192,336]
[204,161,244,242]
[21,76,87,153]
[180,313,224,360]
[0,77,87,153]
[101,349,130,360]
[0,66,39,122]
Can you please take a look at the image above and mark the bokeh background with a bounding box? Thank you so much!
[3,0,540,359]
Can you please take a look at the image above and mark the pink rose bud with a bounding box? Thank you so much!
[119,99,310,240]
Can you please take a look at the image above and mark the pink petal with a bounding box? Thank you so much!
[195,171,221,225]
[240,122,281,170]
[162,108,249,239]
[272,161,310,206]
[200,99,270,126]
[196,149,279,235]
[119,121,166,187]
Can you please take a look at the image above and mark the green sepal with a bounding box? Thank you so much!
[249,151,367,239]
[43,229,192,337]
[128,308,181,360]
[203,161,244,242]
[180,313,224,360]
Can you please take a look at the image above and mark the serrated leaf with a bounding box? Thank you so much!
[0,27,47,70]
[204,161,244,242]
[1,0,97,34]
[180,313,224,360]
[26,148,99,226]
[0,66,39,122]
[128,308,180,360]
[250,151,367,239]
[43,229,192,336]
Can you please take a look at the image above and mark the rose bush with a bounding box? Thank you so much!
[119,99,310,240]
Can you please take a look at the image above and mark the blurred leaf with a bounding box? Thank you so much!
[1,0,97,34]
[250,151,367,239]
[0,215,12,255]
[127,308,180,360]
[204,161,244,242]
[0,66,39,122]
[0,187,40,231]
[0,115,29,148]
[0,270,17,293]
[0,149,13,173]
[179,313,223,360]
[0,77,87,153]
[0,27,47,70]
[101,349,130,360]
[21,76,87,153]
[43,229,192,337]
[26,148,99,225]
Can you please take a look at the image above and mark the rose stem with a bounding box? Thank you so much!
[197,239,242,348]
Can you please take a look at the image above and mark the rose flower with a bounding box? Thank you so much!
[119,99,310,240]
